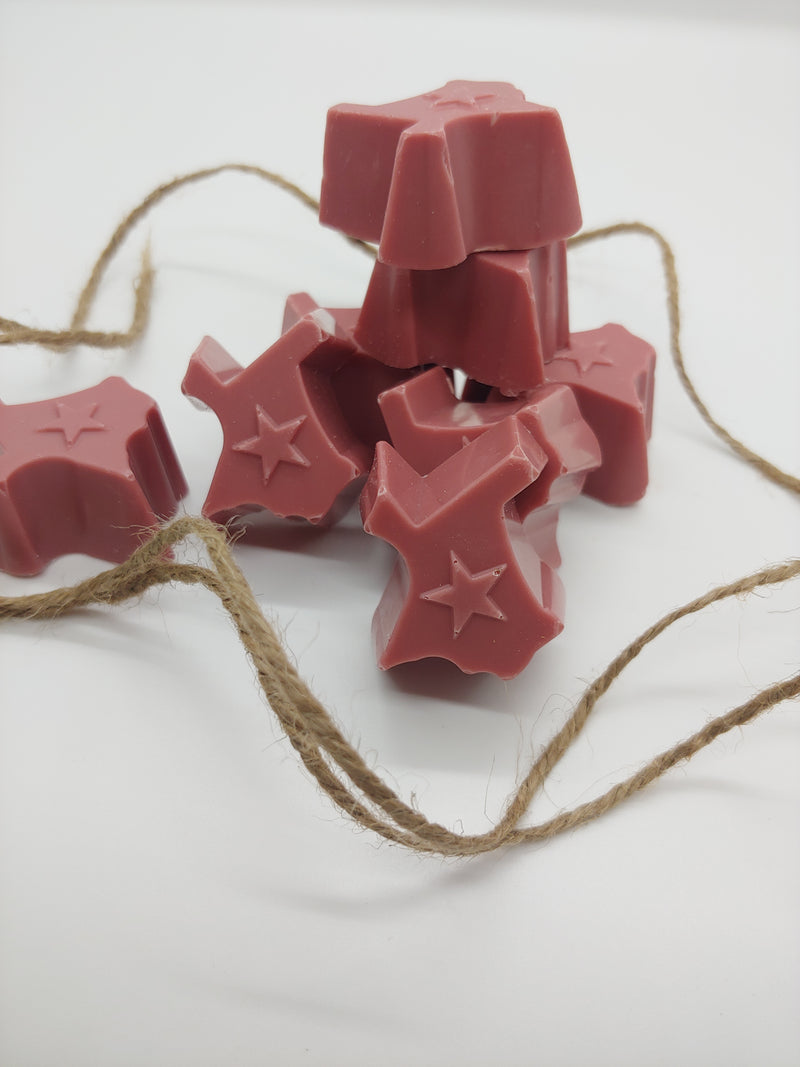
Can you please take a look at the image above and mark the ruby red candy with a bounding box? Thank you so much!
[360,417,564,678]
[459,323,656,509]
[281,292,413,450]
[0,377,186,576]
[176,80,657,676]
[546,325,657,506]
[377,367,602,570]
[376,367,601,513]
[354,243,569,395]
[319,80,582,271]
[182,319,373,526]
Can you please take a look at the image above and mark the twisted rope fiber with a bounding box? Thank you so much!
[570,222,800,495]
[0,246,154,350]
[0,165,370,351]
[1,520,798,855]
[1,166,799,854]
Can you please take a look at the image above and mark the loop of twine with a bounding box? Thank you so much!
[1,163,798,855]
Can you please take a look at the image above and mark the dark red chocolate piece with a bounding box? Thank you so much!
[377,367,600,516]
[547,324,656,505]
[320,80,582,270]
[360,418,564,678]
[182,320,372,525]
[355,244,568,395]
[281,293,413,449]
[0,377,187,576]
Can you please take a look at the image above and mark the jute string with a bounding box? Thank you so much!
[1,165,798,855]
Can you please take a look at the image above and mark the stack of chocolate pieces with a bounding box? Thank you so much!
[182,81,657,678]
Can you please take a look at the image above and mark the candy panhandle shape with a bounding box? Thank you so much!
[360,418,564,678]
[378,367,601,515]
[377,368,601,568]
[547,324,657,506]
[182,320,372,526]
[355,243,569,395]
[0,377,187,576]
[319,80,582,270]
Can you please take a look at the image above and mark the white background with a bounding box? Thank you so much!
[1,2,799,1065]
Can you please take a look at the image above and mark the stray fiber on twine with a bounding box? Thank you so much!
[1,165,798,856]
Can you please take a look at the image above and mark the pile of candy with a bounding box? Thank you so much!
[0,82,656,679]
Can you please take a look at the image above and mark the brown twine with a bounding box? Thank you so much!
[1,164,798,855]
[570,222,800,496]
[0,246,154,350]
[1,518,797,855]
[0,164,372,351]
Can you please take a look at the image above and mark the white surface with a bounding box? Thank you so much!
[1,2,799,1065]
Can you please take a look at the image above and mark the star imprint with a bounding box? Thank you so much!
[423,88,498,110]
[421,551,507,637]
[551,341,613,377]
[233,406,309,483]
[37,401,107,447]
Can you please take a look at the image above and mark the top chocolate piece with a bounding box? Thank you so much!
[319,80,582,270]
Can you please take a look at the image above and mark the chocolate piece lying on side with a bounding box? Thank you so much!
[355,243,569,395]
[0,378,187,575]
[320,80,582,270]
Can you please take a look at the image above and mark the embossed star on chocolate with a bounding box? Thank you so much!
[182,318,373,526]
[360,417,564,678]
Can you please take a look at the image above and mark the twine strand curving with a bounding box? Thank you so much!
[570,222,800,495]
[0,245,154,351]
[1,165,798,854]
[0,165,371,352]
[1,518,797,855]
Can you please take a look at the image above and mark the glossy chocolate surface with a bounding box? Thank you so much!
[0,378,187,575]
[320,81,581,270]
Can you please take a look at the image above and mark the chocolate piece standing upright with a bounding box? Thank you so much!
[547,324,657,505]
[182,320,371,526]
[361,418,564,678]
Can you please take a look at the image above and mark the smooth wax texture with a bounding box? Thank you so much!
[182,320,372,526]
[355,243,569,395]
[320,80,581,270]
[546,324,657,505]
[360,418,564,678]
[0,378,187,576]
